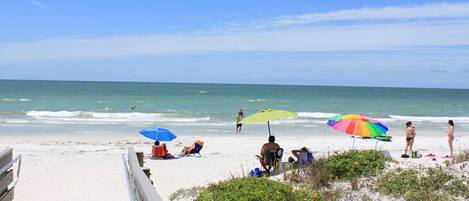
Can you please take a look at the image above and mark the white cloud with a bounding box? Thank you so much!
[31,0,48,9]
[1,2,469,64]
[1,20,469,64]
[247,2,469,29]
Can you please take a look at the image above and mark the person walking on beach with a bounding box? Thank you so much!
[235,109,244,133]
[447,120,455,158]
[403,121,416,157]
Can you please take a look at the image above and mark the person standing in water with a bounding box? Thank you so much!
[447,120,455,158]
[403,121,416,157]
[236,109,245,134]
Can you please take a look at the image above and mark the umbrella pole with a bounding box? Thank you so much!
[267,121,271,136]
[352,137,355,150]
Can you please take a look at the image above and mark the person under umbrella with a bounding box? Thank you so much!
[139,127,177,159]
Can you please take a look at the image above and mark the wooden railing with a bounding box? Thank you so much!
[122,148,162,201]
[0,148,21,201]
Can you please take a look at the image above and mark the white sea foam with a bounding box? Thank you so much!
[389,115,469,123]
[4,119,31,124]
[25,111,210,123]
[0,118,31,124]
[296,112,469,123]
[1,98,32,102]
[27,111,83,117]
[247,99,267,102]
[10,110,469,126]
[297,112,339,118]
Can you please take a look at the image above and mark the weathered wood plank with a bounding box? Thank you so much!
[127,148,162,201]
[0,149,12,175]
[0,188,13,201]
[0,170,13,195]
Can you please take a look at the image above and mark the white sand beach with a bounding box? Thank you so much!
[2,131,467,201]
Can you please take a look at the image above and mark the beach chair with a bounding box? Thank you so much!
[297,151,314,166]
[263,148,283,174]
[152,144,167,158]
[187,143,203,157]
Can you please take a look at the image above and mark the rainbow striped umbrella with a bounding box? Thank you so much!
[327,114,388,137]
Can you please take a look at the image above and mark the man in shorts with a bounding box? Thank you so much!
[236,109,244,133]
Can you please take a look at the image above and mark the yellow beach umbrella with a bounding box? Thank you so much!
[240,109,297,136]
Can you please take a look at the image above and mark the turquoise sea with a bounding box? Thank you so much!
[1,80,468,135]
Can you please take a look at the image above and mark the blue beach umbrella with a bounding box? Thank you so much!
[139,127,177,141]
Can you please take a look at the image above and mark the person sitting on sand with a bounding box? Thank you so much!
[288,147,313,167]
[259,136,282,174]
[180,140,204,156]
[152,141,175,159]
[447,120,455,158]
[403,121,416,157]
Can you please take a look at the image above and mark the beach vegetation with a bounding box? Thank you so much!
[287,150,391,189]
[374,167,469,201]
[324,150,390,180]
[453,150,469,164]
[195,177,323,201]
[169,186,205,201]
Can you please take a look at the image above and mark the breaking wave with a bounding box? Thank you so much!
[25,111,210,123]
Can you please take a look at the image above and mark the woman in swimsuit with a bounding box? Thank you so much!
[447,120,455,158]
[404,121,415,156]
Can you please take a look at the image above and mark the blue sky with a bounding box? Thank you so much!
[1,0,469,88]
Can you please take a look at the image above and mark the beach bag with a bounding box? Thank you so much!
[248,168,262,177]
[411,151,421,158]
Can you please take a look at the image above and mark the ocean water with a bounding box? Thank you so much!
[1,80,468,136]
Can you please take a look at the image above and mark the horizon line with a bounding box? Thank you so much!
[1,78,468,90]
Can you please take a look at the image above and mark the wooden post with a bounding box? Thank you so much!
[142,167,151,178]
[142,167,153,184]
[136,152,144,167]
[126,148,163,201]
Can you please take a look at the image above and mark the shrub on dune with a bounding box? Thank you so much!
[375,167,469,201]
[288,150,391,189]
[195,177,321,201]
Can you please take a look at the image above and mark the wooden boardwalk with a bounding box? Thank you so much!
[122,148,163,201]
[0,148,21,201]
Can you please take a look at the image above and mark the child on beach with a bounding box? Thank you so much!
[447,120,455,158]
[402,121,416,158]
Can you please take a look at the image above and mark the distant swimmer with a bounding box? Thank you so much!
[236,109,245,134]
[131,106,137,110]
